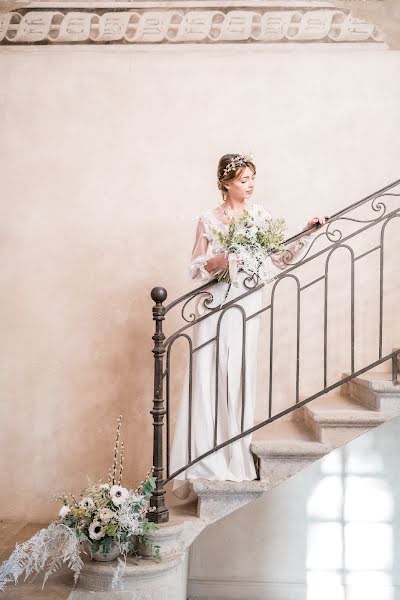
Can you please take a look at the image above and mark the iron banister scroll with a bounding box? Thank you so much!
[163,177,400,317]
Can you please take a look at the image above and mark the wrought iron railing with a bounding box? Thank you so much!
[148,178,400,523]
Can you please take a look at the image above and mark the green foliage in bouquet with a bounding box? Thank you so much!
[256,216,287,252]
[213,210,286,253]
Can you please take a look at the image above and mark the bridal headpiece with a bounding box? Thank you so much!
[221,152,254,178]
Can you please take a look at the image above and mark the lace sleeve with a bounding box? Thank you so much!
[189,217,214,281]
[270,229,314,270]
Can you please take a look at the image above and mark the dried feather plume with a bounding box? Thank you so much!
[0,523,83,592]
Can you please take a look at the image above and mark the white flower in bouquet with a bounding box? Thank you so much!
[248,225,258,239]
[88,520,105,541]
[212,206,287,286]
[79,497,95,510]
[110,485,129,506]
[58,505,71,518]
[98,508,114,523]
[117,501,140,533]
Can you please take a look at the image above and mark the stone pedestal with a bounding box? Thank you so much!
[68,552,188,600]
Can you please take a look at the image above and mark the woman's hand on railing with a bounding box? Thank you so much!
[303,215,330,236]
[205,254,229,273]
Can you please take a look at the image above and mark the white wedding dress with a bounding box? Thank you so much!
[170,202,311,498]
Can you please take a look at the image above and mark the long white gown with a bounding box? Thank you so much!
[170,201,311,498]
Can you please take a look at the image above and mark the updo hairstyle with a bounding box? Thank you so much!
[217,153,256,202]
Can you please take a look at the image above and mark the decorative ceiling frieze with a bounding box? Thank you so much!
[0,1,385,45]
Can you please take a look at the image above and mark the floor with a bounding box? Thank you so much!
[0,520,75,599]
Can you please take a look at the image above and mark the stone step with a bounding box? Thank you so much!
[250,420,330,487]
[147,505,203,558]
[348,372,400,418]
[189,478,269,523]
[148,372,400,566]
[303,390,385,448]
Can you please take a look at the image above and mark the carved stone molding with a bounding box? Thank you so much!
[333,0,400,50]
[0,1,32,10]
[0,4,384,45]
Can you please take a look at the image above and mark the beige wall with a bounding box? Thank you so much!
[0,44,400,520]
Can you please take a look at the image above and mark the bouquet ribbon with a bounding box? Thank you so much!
[215,253,238,310]
[228,253,239,287]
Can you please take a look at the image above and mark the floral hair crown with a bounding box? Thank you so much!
[222,152,254,178]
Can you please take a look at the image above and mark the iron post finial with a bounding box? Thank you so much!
[151,287,167,304]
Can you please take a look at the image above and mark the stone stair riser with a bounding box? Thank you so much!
[258,456,324,486]
[349,381,400,418]
[196,492,265,523]
[315,424,378,448]
[301,406,322,441]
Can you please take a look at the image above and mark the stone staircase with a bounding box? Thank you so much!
[69,370,400,600]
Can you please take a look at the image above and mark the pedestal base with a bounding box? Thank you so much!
[68,552,188,600]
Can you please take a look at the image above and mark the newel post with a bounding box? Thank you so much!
[147,286,169,523]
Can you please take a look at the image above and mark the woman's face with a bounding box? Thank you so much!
[226,165,256,201]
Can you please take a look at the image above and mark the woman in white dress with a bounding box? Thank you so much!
[170,153,326,498]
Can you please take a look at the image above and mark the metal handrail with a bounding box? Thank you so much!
[164,177,400,315]
[147,178,400,523]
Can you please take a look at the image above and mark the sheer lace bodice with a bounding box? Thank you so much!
[190,202,313,280]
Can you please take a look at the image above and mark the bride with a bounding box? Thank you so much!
[170,153,326,498]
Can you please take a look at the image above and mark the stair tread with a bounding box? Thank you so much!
[251,420,329,457]
[357,372,395,381]
[252,420,315,442]
[166,502,198,521]
[305,392,385,424]
[154,504,200,532]
[352,372,400,392]
[307,393,373,411]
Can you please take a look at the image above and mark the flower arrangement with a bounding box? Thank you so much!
[0,415,160,592]
[212,205,287,286]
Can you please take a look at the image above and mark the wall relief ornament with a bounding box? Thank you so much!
[0,1,32,10]
[0,1,386,45]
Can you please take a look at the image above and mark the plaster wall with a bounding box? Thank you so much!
[0,44,399,519]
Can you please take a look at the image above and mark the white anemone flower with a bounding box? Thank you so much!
[89,520,105,541]
[248,225,258,238]
[58,505,71,518]
[79,497,95,510]
[250,209,268,229]
[110,485,129,507]
[98,508,114,523]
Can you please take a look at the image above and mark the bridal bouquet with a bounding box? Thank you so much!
[212,205,287,286]
[0,416,159,593]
